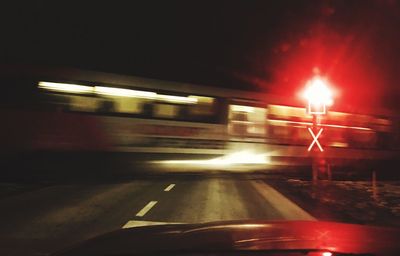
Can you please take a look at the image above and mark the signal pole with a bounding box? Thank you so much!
[304,76,333,183]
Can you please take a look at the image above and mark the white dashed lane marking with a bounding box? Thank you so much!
[135,201,158,217]
[164,184,175,192]
[122,220,182,229]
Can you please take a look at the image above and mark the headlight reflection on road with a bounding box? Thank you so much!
[155,151,269,167]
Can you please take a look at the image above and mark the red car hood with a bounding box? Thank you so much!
[53,220,400,256]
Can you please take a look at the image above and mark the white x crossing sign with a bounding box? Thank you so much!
[307,127,324,152]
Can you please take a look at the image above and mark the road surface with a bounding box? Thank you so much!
[0,174,314,256]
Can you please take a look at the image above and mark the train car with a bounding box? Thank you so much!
[0,66,399,174]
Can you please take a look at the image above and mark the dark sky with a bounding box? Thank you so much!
[1,0,400,110]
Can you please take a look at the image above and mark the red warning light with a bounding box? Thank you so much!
[304,77,333,115]
[307,251,332,256]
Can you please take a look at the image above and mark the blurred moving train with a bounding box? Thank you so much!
[0,66,399,173]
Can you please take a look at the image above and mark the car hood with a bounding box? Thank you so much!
[53,220,400,256]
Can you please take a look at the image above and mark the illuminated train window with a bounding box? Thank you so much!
[229,105,267,136]
[153,103,179,118]
[38,82,220,123]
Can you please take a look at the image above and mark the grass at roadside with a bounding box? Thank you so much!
[268,177,400,227]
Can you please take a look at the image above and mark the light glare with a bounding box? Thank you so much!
[231,105,255,113]
[38,81,94,93]
[94,86,156,98]
[39,82,198,104]
[156,94,198,104]
[157,151,269,166]
[304,77,333,107]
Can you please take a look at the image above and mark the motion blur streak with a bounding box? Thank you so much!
[155,151,269,166]
[268,119,372,131]
[94,86,156,98]
[231,105,255,113]
[156,94,198,104]
[38,81,93,93]
[39,82,198,103]
[237,224,269,229]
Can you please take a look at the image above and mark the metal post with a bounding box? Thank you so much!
[372,170,377,200]
[305,76,332,184]
[312,114,318,184]
[327,162,332,181]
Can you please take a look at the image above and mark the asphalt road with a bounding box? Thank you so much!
[0,174,314,256]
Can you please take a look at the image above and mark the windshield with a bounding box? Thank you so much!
[1,1,400,256]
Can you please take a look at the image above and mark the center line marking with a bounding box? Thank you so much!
[164,184,175,191]
[136,201,157,217]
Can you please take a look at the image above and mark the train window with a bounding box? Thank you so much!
[351,114,371,127]
[188,96,214,116]
[325,128,348,148]
[268,104,310,122]
[153,103,179,118]
[39,85,222,123]
[228,105,266,137]
[325,111,349,124]
[94,95,150,115]
[247,107,267,135]
[97,100,115,113]
[69,95,99,112]
[373,118,392,132]
[43,93,100,113]
[41,93,71,111]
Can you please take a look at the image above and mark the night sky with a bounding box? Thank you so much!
[1,1,400,110]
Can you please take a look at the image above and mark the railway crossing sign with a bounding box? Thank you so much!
[304,76,333,153]
[307,127,324,152]
[303,74,334,182]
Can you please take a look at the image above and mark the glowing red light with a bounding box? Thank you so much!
[307,252,332,256]
[304,77,333,115]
